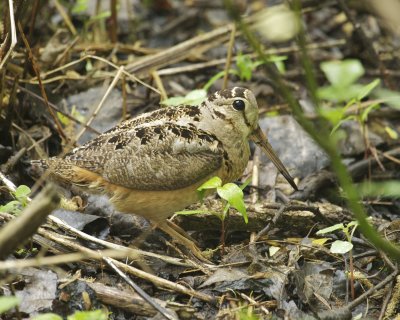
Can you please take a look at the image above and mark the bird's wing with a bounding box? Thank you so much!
[56,123,225,191]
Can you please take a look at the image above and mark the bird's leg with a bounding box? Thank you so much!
[155,220,211,263]
[166,219,200,246]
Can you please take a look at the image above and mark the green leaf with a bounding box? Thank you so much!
[71,0,88,14]
[319,107,345,126]
[316,223,344,235]
[0,201,22,214]
[57,112,70,126]
[14,185,31,200]
[358,181,400,197]
[357,79,380,100]
[317,84,365,102]
[217,183,248,223]
[32,313,63,320]
[361,103,380,123]
[373,88,400,109]
[67,310,108,320]
[320,59,364,87]
[236,54,254,81]
[162,89,207,107]
[330,240,353,254]
[0,296,20,314]
[385,126,399,140]
[197,176,222,200]
[240,177,252,190]
[347,221,359,228]
[184,89,207,104]
[197,177,222,191]
[267,55,287,74]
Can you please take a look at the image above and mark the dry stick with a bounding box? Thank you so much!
[125,24,234,75]
[86,282,168,317]
[0,184,60,259]
[110,0,118,43]
[121,74,127,120]
[378,278,395,320]
[157,39,346,76]
[17,22,68,141]
[347,268,399,311]
[27,0,40,39]
[74,66,124,142]
[222,24,236,90]
[53,35,80,67]
[28,54,160,95]
[47,215,197,268]
[103,257,177,320]
[0,0,17,70]
[0,216,216,304]
[0,220,191,271]
[151,70,168,101]
[111,258,216,304]
[17,86,100,135]
[52,0,77,35]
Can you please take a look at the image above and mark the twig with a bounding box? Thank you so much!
[347,268,399,310]
[17,21,68,141]
[17,86,100,135]
[52,0,77,35]
[222,24,236,89]
[111,258,216,304]
[74,66,124,142]
[125,24,234,75]
[103,257,177,320]
[0,0,17,70]
[254,204,285,241]
[28,54,159,95]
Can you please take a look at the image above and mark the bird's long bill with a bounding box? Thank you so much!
[250,126,298,191]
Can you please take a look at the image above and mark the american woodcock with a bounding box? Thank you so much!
[33,87,297,260]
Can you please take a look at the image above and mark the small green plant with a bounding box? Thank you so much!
[0,296,20,314]
[176,176,249,223]
[0,185,31,215]
[316,221,359,254]
[32,310,108,320]
[176,176,249,253]
[317,59,381,130]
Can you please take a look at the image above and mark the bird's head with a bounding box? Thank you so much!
[205,87,298,191]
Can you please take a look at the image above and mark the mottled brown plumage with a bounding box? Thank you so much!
[34,87,297,260]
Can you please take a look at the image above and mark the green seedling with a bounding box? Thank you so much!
[0,296,20,315]
[315,59,397,146]
[176,176,249,223]
[32,310,108,320]
[176,176,249,254]
[316,221,359,254]
[0,185,31,215]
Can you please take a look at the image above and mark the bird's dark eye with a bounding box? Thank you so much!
[232,99,245,111]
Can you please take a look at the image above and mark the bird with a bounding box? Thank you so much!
[33,87,297,261]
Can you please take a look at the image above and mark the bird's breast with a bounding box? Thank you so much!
[221,138,251,184]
